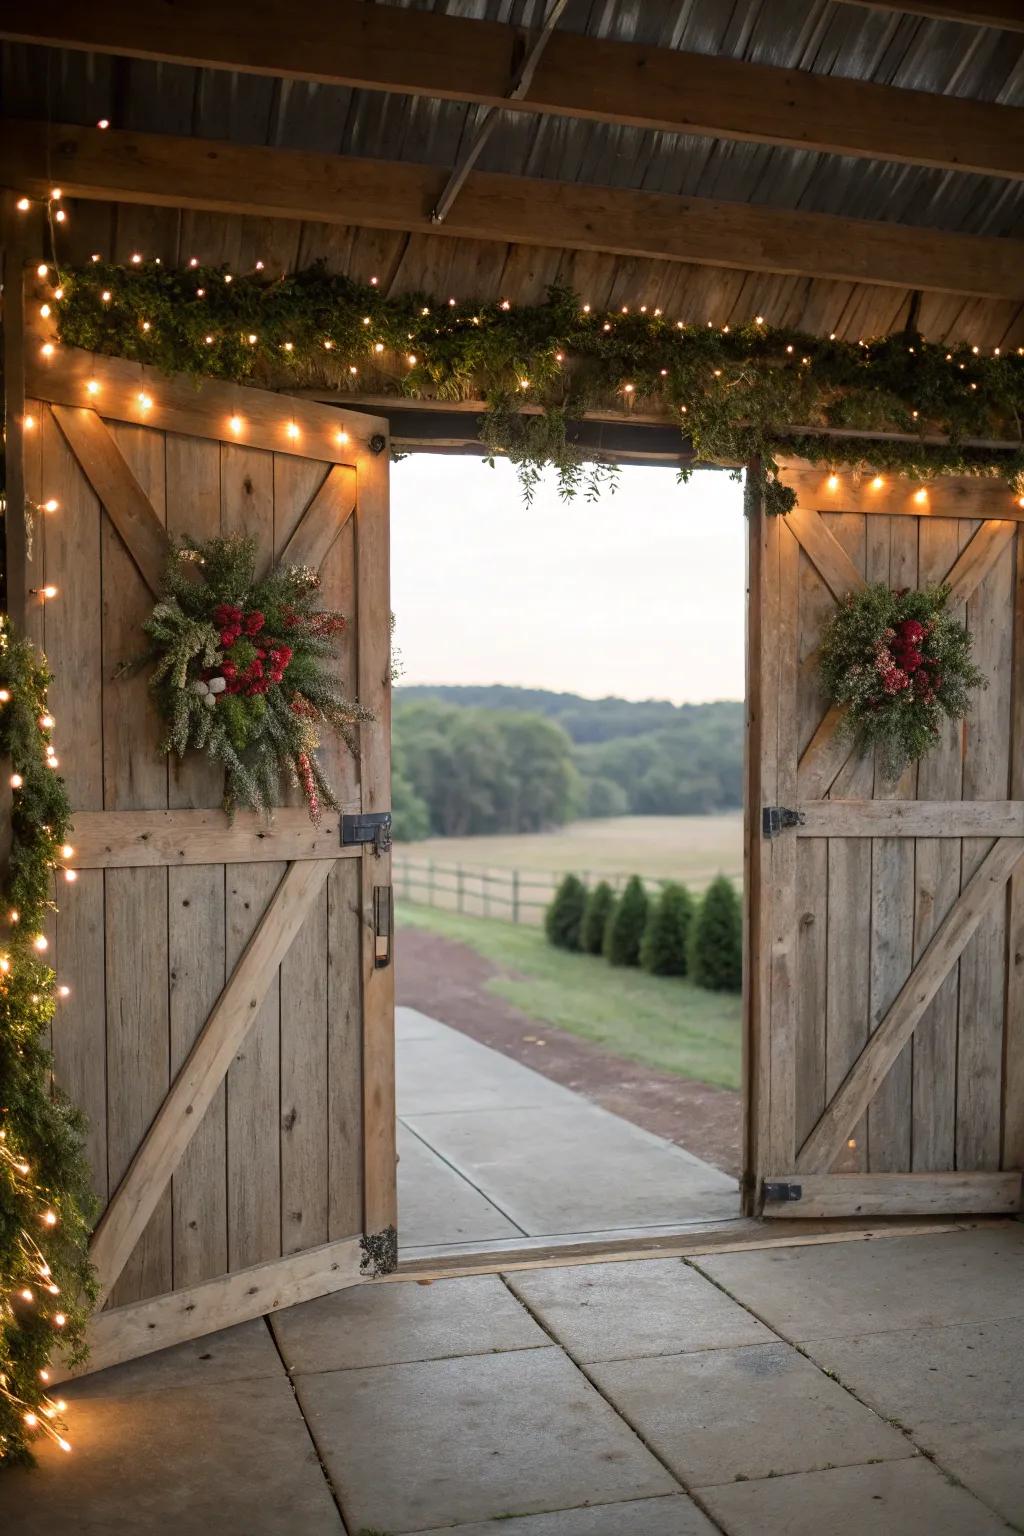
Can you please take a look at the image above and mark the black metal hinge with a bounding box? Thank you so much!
[341,810,392,856]
[763,1180,802,1204]
[762,805,806,839]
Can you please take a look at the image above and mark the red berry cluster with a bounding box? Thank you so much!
[212,603,293,696]
[876,618,940,701]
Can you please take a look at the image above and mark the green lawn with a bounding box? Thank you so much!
[399,902,742,1091]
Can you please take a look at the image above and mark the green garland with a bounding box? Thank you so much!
[819,584,985,777]
[54,263,1024,512]
[0,619,96,1467]
[145,535,370,821]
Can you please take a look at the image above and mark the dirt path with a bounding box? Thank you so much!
[397,925,742,1178]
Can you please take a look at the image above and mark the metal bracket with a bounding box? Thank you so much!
[762,805,806,839]
[369,433,387,456]
[763,1180,802,1204]
[342,810,392,857]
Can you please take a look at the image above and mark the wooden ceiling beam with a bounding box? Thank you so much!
[838,1,1024,30]
[4,121,1022,300]
[3,1,1024,178]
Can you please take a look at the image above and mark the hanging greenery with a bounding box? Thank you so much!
[819,584,986,777]
[0,618,96,1467]
[54,263,1024,513]
[143,534,370,821]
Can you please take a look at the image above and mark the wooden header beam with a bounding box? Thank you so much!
[840,1,1024,30]
[4,121,1023,299]
[3,1,1024,178]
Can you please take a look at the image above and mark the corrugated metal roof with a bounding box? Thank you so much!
[4,0,1023,344]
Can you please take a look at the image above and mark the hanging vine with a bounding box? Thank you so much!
[52,262,1024,513]
[0,619,96,1467]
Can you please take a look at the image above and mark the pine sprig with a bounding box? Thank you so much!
[145,535,370,820]
[0,618,97,1467]
[819,583,986,776]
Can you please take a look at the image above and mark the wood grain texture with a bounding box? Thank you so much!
[779,469,1024,523]
[51,406,171,596]
[90,858,333,1305]
[797,801,1024,836]
[796,838,1024,1175]
[63,1236,363,1383]
[278,463,357,572]
[764,1172,1023,1219]
[7,121,1024,298]
[1006,528,1024,1170]
[69,807,357,868]
[8,1,1024,174]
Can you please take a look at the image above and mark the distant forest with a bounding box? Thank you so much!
[393,686,743,840]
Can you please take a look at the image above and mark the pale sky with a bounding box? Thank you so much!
[390,454,746,705]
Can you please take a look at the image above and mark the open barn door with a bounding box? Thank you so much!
[745,465,1024,1220]
[9,279,396,1376]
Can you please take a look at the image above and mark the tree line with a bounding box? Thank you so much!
[394,687,742,839]
[545,872,742,993]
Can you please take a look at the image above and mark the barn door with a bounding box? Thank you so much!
[9,286,396,1376]
[746,465,1024,1220]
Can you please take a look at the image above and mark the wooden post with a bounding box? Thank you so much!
[456,865,465,913]
[512,869,520,924]
[1,200,34,632]
[427,859,435,909]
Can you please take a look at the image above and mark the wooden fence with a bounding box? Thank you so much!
[393,857,741,926]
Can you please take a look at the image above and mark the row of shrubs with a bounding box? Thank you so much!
[544,872,742,993]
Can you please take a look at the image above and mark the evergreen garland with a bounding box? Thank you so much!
[144,535,370,821]
[819,583,985,777]
[54,263,1024,512]
[0,618,96,1467]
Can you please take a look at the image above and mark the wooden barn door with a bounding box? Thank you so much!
[8,293,396,1375]
[746,466,1024,1220]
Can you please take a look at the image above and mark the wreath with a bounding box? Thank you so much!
[819,583,985,777]
[144,535,370,821]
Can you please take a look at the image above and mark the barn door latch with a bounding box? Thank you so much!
[341,810,392,856]
[762,805,805,839]
[762,1180,802,1204]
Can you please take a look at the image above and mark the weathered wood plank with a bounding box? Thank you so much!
[69,807,357,868]
[26,330,386,467]
[63,1235,363,1383]
[797,801,1024,836]
[764,1172,1022,1219]
[279,462,357,573]
[868,514,917,1173]
[51,406,171,597]
[768,521,800,1172]
[957,534,1015,1170]
[1006,528,1024,1170]
[8,121,1024,298]
[328,859,364,1239]
[797,837,1024,1175]
[944,520,1017,611]
[89,858,333,1305]
[911,516,970,1173]
[784,503,866,603]
[780,468,1024,524]
[10,1,1024,174]
[280,888,330,1255]
[357,445,396,1239]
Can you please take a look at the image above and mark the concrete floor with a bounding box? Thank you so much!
[396,1007,738,1255]
[5,1224,1021,1533]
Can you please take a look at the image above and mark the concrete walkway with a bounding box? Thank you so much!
[396,1007,738,1254]
[6,1225,1021,1533]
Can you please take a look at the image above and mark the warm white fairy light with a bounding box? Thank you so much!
[64,870,77,884]
[42,500,58,514]
[98,117,110,129]
[58,985,70,998]
[16,197,29,211]
[32,935,48,953]
[23,415,35,431]
[914,488,928,505]
[101,290,111,303]
[54,209,66,224]
[40,303,51,318]
[131,253,142,264]
[86,380,99,396]
[10,774,23,789]
[41,587,57,600]
[138,392,153,410]
[335,430,349,446]
[40,343,55,358]
[871,476,884,490]
[286,421,300,440]
[229,415,243,434]
[39,714,54,729]
[36,264,48,278]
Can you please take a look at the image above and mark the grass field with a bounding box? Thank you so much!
[400,901,742,1090]
[397,814,742,884]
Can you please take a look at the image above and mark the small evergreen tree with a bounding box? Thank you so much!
[640,882,694,976]
[604,875,649,966]
[689,875,742,992]
[544,873,588,951]
[581,880,616,955]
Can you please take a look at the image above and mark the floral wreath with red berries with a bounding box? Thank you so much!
[818,582,985,778]
[143,534,370,821]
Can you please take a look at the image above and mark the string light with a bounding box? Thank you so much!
[97,117,110,129]
[16,197,29,211]
[86,380,100,396]
[228,415,243,434]
[335,430,349,446]
[914,488,928,504]
[42,499,58,514]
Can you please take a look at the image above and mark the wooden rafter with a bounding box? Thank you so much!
[5,1,1024,176]
[839,1,1024,30]
[4,121,1023,299]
